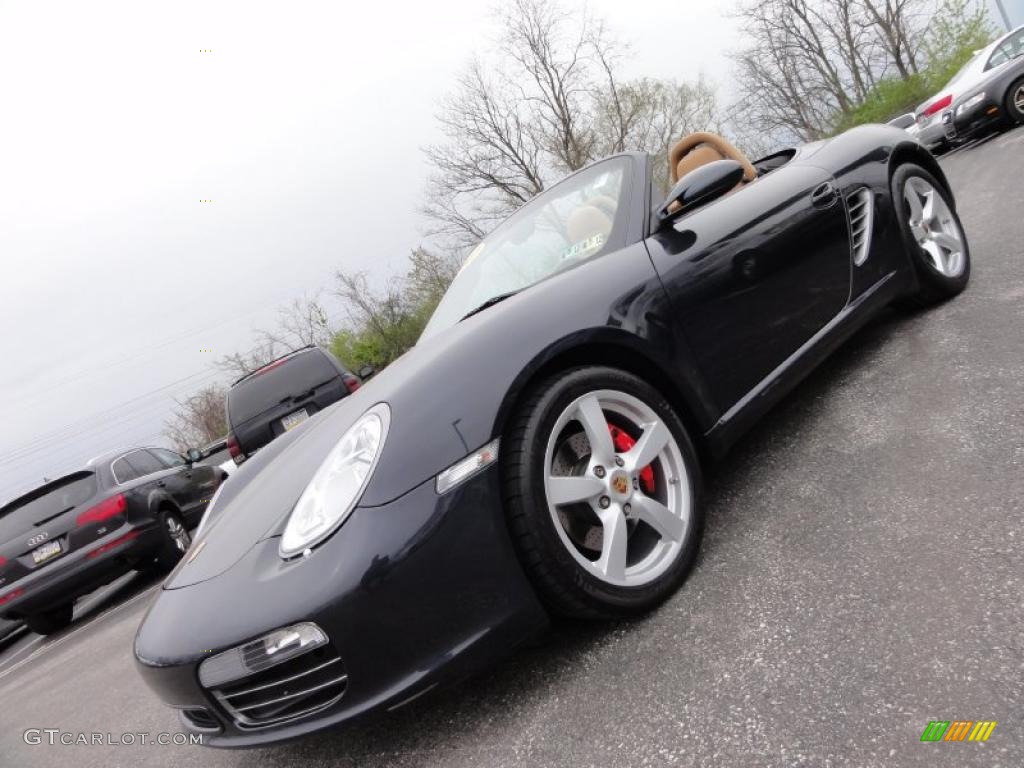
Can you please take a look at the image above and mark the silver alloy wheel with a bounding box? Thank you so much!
[903,176,965,278]
[166,516,191,553]
[1015,84,1024,116]
[542,389,691,588]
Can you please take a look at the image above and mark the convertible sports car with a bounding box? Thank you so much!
[134,126,970,746]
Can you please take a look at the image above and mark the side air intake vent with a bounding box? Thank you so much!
[847,188,874,266]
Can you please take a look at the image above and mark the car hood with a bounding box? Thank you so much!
[164,398,363,588]
[163,318,503,590]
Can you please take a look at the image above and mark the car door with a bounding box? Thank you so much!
[147,448,215,522]
[645,162,852,413]
[120,449,192,514]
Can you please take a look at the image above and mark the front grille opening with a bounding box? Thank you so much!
[847,188,874,266]
[208,643,348,729]
[181,707,221,732]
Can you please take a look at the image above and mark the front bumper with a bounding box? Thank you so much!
[0,521,163,619]
[133,464,548,747]
[948,99,1003,142]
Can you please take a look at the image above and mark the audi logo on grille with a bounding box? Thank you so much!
[26,532,50,548]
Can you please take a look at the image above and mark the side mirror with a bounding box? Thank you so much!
[186,448,202,464]
[357,365,376,380]
[657,159,745,223]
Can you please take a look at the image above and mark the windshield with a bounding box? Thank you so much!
[420,157,631,339]
[0,472,97,539]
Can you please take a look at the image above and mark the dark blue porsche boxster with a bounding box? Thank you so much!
[134,127,970,746]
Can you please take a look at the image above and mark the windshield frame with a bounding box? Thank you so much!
[421,153,647,340]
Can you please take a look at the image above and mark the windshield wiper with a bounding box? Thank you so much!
[459,290,520,322]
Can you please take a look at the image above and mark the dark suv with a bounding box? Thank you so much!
[225,346,362,463]
[0,447,224,635]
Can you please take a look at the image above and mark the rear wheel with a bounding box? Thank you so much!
[502,367,704,619]
[26,603,73,636]
[153,510,191,571]
[1006,78,1024,125]
[892,164,970,308]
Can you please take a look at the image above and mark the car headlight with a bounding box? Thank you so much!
[956,92,986,115]
[279,403,390,558]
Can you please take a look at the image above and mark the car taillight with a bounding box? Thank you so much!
[227,433,243,465]
[0,588,23,607]
[0,555,6,568]
[342,373,361,393]
[924,94,952,116]
[76,494,127,527]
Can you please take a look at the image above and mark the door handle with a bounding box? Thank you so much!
[811,182,838,209]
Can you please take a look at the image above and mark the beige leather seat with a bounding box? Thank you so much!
[566,194,617,244]
[669,131,758,186]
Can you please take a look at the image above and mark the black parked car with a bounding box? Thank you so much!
[225,346,363,464]
[135,127,969,745]
[0,446,224,635]
[945,25,1024,142]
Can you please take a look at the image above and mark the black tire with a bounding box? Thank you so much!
[1006,78,1024,125]
[892,164,970,309]
[152,509,191,572]
[502,366,704,620]
[26,603,73,636]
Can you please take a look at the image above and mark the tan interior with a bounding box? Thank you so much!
[669,131,758,186]
[566,205,613,245]
[566,194,618,246]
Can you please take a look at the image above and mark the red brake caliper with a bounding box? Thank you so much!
[608,425,656,493]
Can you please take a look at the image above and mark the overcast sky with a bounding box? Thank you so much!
[0,0,740,500]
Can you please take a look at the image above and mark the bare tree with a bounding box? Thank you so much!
[214,339,280,380]
[731,0,994,143]
[164,385,228,452]
[424,0,721,247]
[858,0,921,78]
[213,294,335,379]
[255,293,334,350]
[730,0,946,143]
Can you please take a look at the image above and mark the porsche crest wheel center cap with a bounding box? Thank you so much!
[609,470,632,499]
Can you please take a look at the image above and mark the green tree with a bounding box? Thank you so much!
[328,248,460,372]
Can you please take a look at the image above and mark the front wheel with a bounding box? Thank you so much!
[892,164,970,308]
[502,367,704,619]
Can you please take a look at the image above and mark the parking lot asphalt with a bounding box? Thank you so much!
[2,128,1022,768]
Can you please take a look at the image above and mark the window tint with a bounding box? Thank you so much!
[111,457,139,484]
[125,450,165,478]
[150,448,185,468]
[227,351,340,424]
[0,472,98,539]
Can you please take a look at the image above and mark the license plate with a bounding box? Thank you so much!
[281,408,309,432]
[32,539,63,565]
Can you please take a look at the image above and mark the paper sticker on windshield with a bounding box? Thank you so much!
[561,233,605,261]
